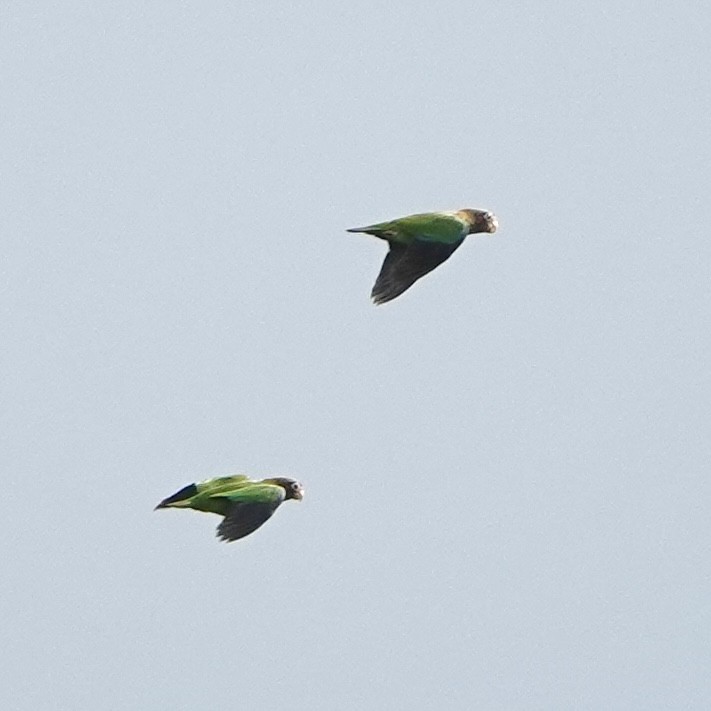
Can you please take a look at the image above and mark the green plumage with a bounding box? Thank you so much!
[155,475,304,542]
[350,212,469,245]
[347,208,498,304]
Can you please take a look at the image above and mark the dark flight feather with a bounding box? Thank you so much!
[371,239,464,304]
[215,500,283,542]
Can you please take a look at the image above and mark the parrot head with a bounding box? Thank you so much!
[456,208,498,235]
[268,477,304,501]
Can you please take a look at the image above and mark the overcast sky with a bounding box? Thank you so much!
[2,2,710,709]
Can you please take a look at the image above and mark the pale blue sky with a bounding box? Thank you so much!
[2,2,710,709]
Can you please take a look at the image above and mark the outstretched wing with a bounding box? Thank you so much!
[371,239,464,304]
[214,485,286,542]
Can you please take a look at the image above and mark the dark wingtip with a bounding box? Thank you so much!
[370,288,398,305]
[215,522,241,543]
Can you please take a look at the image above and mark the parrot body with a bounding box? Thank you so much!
[155,474,303,542]
[347,208,498,304]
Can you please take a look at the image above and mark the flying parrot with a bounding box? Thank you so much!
[155,475,304,542]
[347,208,498,304]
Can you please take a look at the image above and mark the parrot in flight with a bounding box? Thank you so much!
[155,474,304,542]
[347,208,498,304]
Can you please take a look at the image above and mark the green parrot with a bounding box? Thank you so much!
[347,208,498,304]
[155,475,304,542]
